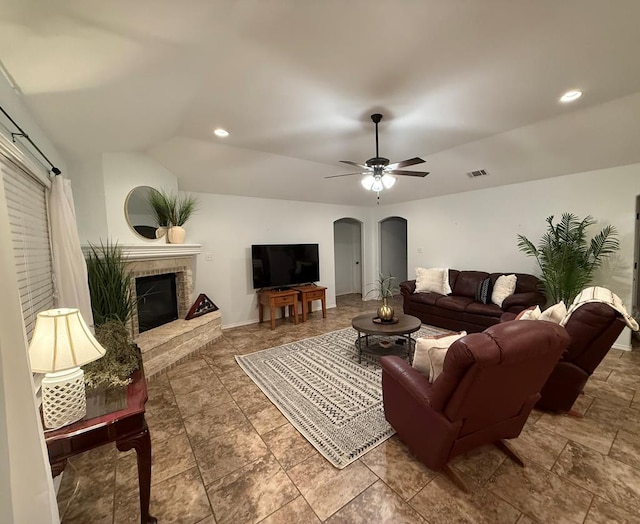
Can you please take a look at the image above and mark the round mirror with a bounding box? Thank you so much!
[125,186,161,240]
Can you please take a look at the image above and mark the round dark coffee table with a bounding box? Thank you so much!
[351,313,422,363]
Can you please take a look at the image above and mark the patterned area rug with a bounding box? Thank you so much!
[236,324,447,469]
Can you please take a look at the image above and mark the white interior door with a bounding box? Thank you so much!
[334,218,362,296]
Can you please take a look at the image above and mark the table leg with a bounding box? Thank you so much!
[259,303,264,324]
[321,296,326,318]
[116,421,157,524]
[301,296,307,322]
[293,297,299,325]
[406,334,415,363]
[270,304,276,330]
[356,331,362,363]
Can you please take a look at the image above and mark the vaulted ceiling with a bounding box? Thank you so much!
[2,1,640,206]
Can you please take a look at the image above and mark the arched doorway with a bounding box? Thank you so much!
[380,216,408,289]
[333,218,363,296]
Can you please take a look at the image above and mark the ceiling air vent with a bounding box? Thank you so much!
[467,169,489,178]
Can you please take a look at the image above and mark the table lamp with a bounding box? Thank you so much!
[28,308,106,429]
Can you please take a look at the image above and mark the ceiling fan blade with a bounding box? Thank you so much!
[386,157,425,170]
[386,169,429,177]
[340,160,369,169]
[324,172,367,179]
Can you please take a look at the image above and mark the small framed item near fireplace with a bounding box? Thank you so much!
[136,273,179,333]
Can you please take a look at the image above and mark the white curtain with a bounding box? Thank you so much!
[48,175,94,328]
[0,168,59,523]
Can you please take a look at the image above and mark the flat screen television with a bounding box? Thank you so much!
[251,243,319,289]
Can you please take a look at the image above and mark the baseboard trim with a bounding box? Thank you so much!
[222,303,337,330]
[612,342,632,352]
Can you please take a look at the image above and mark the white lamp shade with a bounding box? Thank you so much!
[382,175,396,189]
[361,175,375,190]
[371,177,384,192]
[28,308,106,373]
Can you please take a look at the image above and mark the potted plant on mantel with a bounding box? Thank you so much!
[147,189,198,244]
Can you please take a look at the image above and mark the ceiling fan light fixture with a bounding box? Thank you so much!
[371,178,384,192]
[214,128,229,137]
[382,174,396,189]
[361,174,375,190]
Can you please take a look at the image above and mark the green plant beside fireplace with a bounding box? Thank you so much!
[85,241,141,388]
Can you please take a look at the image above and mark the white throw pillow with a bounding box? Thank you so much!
[428,332,467,383]
[539,301,567,323]
[516,305,542,321]
[415,267,452,295]
[491,274,517,308]
[412,331,466,382]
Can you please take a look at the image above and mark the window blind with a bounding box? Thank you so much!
[1,154,55,342]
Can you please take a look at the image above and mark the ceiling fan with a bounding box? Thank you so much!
[326,113,429,194]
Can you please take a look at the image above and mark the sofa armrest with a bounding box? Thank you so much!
[400,280,416,297]
[502,291,546,312]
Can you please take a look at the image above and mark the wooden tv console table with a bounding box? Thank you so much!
[292,285,327,322]
[258,288,299,330]
[257,285,327,329]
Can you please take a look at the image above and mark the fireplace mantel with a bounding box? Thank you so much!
[82,243,202,261]
[118,244,202,260]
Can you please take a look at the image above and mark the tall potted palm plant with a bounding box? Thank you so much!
[517,213,619,305]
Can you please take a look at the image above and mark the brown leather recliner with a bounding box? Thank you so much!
[535,302,626,413]
[380,320,569,490]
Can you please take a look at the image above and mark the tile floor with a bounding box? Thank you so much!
[57,295,640,523]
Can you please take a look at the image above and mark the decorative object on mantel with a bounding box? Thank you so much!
[147,187,171,240]
[125,186,163,240]
[28,308,106,429]
[185,293,219,320]
[147,189,199,244]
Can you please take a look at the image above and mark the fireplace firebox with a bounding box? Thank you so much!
[136,273,179,333]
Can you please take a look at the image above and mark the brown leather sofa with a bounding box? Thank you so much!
[400,270,545,333]
[380,320,569,488]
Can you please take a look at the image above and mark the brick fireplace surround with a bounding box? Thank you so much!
[120,244,222,377]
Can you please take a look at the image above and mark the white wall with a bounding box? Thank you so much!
[376,163,640,349]
[0,78,66,176]
[102,153,178,244]
[66,154,108,243]
[187,193,367,327]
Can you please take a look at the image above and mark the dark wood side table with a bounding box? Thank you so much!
[44,368,156,524]
[292,285,327,322]
[257,288,299,330]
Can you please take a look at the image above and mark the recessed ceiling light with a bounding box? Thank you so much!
[560,90,583,103]
[214,128,229,137]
